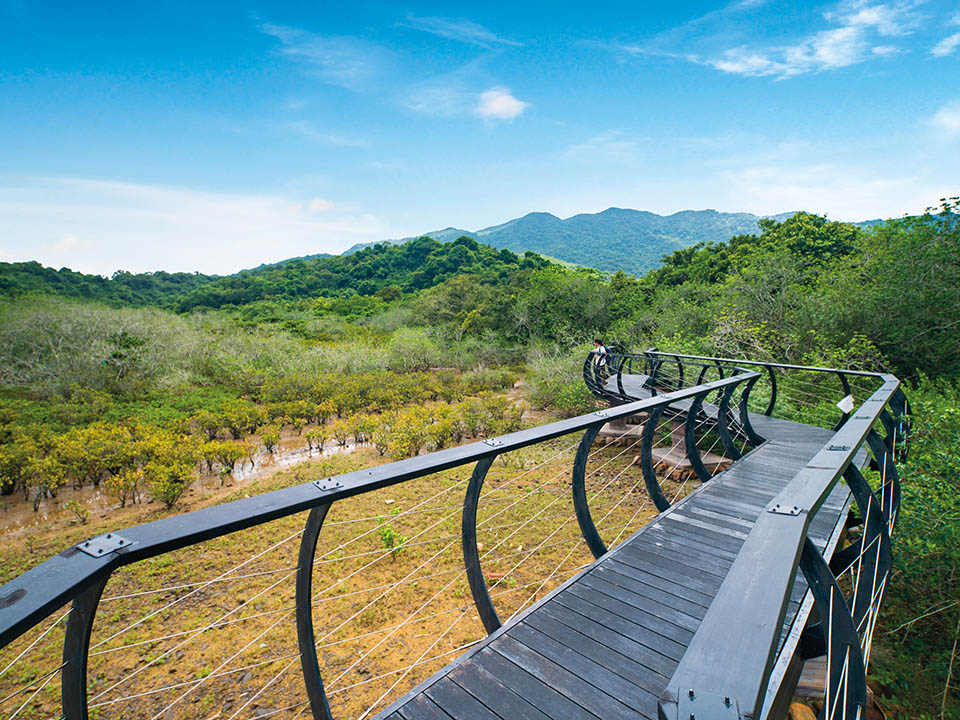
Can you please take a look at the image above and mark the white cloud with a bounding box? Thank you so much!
[932,32,960,56]
[406,15,520,48]
[0,178,392,275]
[930,101,960,134]
[261,23,393,90]
[566,131,643,160]
[654,1,923,79]
[308,197,336,212]
[475,87,529,121]
[720,162,949,219]
[403,86,474,118]
[52,235,80,253]
[286,121,370,147]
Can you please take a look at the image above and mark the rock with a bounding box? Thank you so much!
[788,702,817,720]
[238,671,253,683]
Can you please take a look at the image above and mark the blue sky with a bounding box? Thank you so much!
[1,0,958,275]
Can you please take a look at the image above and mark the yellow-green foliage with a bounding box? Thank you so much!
[304,426,329,451]
[258,424,281,454]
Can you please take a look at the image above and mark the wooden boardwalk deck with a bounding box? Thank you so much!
[374,414,852,720]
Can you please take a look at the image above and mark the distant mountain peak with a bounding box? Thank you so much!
[342,207,817,274]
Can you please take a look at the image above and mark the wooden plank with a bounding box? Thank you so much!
[653,514,750,549]
[492,635,640,720]
[398,694,455,720]
[509,624,659,718]
[609,547,727,597]
[681,505,755,529]
[472,649,599,720]
[642,525,740,562]
[575,575,701,636]
[617,538,730,581]
[662,512,750,540]
[449,663,553,720]
[424,677,502,720]
[537,600,674,680]
[524,609,667,691]
[552,591,686,666]
[596,562,713,614]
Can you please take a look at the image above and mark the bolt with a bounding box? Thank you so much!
[724,697,731,706]
[84,541,90,547]
[690,714,696,720]
[688,689,695,698]
[97,548,103,554]
[106,534,111,539]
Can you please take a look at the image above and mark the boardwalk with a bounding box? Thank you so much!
[374,415,852,720]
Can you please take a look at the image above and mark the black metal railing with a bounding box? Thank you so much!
[0,350,910,720]
[0,370,761,720]
[655,369,908,720]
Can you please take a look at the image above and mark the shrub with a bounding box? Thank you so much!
[259,424,281,454]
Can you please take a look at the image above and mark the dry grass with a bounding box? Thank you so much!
[0,419,696,720]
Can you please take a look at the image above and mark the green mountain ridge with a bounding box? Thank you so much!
[345,207,807,275]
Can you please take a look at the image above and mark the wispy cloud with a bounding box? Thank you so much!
[403,82,474,117]
[630,1,923,80]
[566,131,643,160]
[405,15,520,48]
[285,121,370,148]
[475,87,529,121]
[720,161,945,219]
[308,197,336,212]
[0,178,391,274]
[261,23,394,90]
[931,12,960,57]
[930,100,960,134]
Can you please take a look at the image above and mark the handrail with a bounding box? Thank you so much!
[657,373,902,720]
[0,371,759,649]
[642,349,889,379]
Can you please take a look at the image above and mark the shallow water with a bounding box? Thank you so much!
[0,430,358,535]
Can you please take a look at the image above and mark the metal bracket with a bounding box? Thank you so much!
[78,533,132,558]
[827,444,851,451]
[313,478,343,493]
[678,689,739,720]
[483,437,504,447]
[769,503,801,516]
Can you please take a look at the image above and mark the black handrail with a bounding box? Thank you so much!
[657,373,903,720]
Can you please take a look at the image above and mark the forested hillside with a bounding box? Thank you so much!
[0,261,218,306]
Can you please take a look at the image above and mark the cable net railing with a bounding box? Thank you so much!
[0,353,908,720]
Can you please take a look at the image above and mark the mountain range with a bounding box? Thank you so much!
[344,208,801,275]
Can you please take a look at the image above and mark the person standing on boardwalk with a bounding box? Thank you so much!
[593,338,609,381]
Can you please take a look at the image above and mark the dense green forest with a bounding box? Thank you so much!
[0,200,957,717]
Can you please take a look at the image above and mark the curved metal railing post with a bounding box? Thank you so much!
[866,429,902,531]
[61,576,109,720]
[716,381,743,461]
[840,465,893,628]
[571,423,608,559]
[737,375,766,446]
[684,392,713,484]
[461,456,501,635]
[296,503,334,720]
[672,355,685,391]
[798,537,867,720]
[640,404,672,512]
[764,364,778,416]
